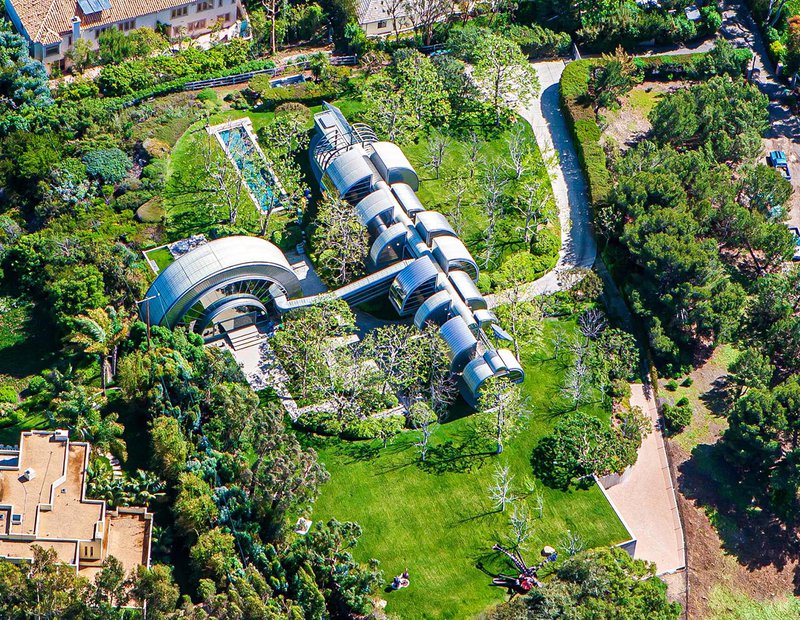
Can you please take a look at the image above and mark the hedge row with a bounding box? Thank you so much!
[560,60,612,205]
[559,51,742,206]
[119,58,278,107]
[249,76,343,108]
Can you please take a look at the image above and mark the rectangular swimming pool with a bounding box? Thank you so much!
[217,125,280,213]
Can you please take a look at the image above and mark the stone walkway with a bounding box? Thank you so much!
[605,384,686,575]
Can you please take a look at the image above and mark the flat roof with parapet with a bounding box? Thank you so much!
[0,430,152,581]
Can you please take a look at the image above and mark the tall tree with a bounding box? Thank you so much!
[472,34,540,125]
[311,194,370,286]
[477,377,526,454]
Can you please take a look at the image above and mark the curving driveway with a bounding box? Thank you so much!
[486,60,596,308]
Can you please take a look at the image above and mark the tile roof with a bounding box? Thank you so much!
[11,0,190,45]
[357,0,408,25]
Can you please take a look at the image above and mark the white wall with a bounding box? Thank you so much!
[361,16,414,38]
[37,0,242,64]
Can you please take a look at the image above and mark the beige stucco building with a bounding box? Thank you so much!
[6,0,246,66]
[0,430,152,589]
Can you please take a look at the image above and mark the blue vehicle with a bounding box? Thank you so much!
[768,150,792,180]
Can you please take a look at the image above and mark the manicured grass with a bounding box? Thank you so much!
[709,585,800,620]
[626,86,663,117]
[144,247,174,273]
[0,412,49,446]
[401,119,556,278]
[309,319,630,620]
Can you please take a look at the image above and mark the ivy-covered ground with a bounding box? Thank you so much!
[309,318,630,619]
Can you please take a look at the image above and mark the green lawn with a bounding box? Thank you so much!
[309,319,631,619]
[709,585,800,620]
[400,120,557,281]
[143,246,174,273]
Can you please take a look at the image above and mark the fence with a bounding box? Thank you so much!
[182,54,358,91]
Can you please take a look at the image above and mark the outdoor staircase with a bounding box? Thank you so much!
[226,325,264,351]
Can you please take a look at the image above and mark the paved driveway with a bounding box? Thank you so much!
[605,385,687,575]
[486,60,596,307]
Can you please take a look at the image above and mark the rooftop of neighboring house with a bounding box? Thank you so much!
[8,0,191,45]
[357,0,409,25]
[0,430,152,580]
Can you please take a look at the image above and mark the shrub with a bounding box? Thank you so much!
[560,61,611,205]
[250,78,345,108]
[0,386,17,404]
[662,401,692,433]
[531,227,560,257]
[196,88,218,102]
[609,378,631,400]
[681,377,693,387]
[295,411,405,440]
[665,379,679,391]
[26,376,48,395]
[83,148,133,184]
[504,23,572,59]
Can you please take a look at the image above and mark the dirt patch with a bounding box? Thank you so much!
[600,81,688,151]
[668,439,800,619]
[662,352,800,618]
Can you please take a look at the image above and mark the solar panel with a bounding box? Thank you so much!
[78,0,112,14]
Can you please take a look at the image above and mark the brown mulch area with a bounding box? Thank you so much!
[668,439,799,618]
[663,358,800,618]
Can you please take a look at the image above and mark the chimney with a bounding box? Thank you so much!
[72,16,81,41]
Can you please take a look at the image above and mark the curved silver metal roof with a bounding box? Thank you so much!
[355,186,399,230]
[433,236,479,282]
[370,222,407,268]
[497,349,525,383]
[413,289,452,329]
[370,142,419,191]
[462,357,494,397]
[142,236,301,328]
[389,256,440,315]
[448,270,487,311]
[439,315,478,373]
[324,148,377,199]
[391,182,425,216]
[415,211,455,244]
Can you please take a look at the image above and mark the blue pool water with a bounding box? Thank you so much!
[218,126,278,212]
[270,74,306,88]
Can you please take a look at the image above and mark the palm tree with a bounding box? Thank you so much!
[70,306,130,394]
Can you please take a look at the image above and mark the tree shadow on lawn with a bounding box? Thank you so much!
[678,441,800,582]
[698,375,733,417]
[418,424,496,475]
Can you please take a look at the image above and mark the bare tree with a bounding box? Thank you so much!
[404,0,453,45]
[466,131,483,179]
[479,164,508,270]
[489,463,517,512]
[509,503,534,550]
[409,401,439,462]
[446,174,471,235]
[506,124,531,180]
[425,132,451,180]
[478,377,526,454]
[202,130,246,226]
[561,358,591,410]
[381,0,408,38]
[561,530,585,556]
[578,309,608,341]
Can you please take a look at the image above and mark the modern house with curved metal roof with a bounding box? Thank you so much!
[140,236,301,338]
[309,102,526,405]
